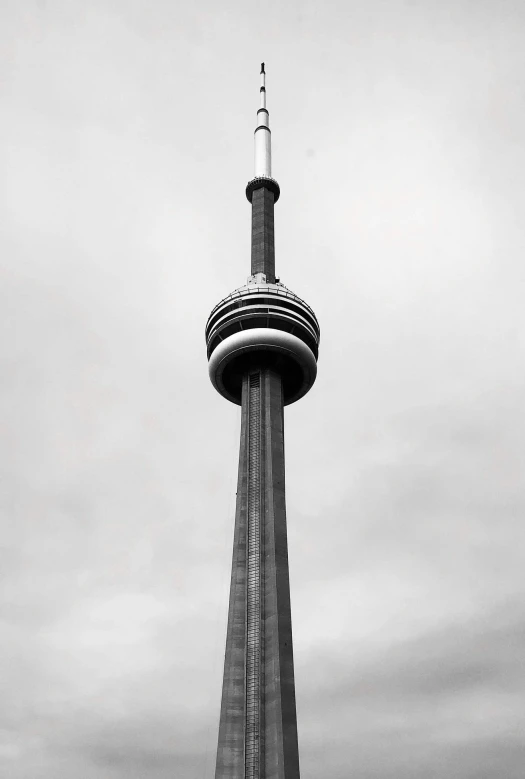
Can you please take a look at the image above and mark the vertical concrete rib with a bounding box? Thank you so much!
[215,368,300,779]
[261,369,300,779]
[245,373,262,778]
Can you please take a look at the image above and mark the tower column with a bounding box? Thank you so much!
[215,368,300,779]
[208,63,318,779]
[251,187,276,282]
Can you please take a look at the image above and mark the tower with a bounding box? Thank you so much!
[206,65,320,779]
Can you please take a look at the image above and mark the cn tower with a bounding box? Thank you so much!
[206,64,320,779]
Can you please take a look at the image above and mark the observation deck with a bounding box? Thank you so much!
[206,279,320,406]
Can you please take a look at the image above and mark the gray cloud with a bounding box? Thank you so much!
[297,606,525,778]
[1,0,524,776]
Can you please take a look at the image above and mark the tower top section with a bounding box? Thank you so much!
[246,63,280,204]
[206,63,320,404]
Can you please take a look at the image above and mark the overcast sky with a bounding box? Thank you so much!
[1,1,524,777]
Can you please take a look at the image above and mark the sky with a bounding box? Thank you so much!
[1,0,524,776]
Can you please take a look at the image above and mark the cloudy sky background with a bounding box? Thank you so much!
[1,0,524,776]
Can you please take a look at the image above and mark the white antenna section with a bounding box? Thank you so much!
[254,62,271,178]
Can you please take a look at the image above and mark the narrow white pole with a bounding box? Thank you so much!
[254,63,271,178]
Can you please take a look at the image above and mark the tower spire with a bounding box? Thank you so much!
[255,62,271,177]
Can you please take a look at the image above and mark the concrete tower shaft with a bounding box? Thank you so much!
[251,187,276,282]
[215,369,299,779]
